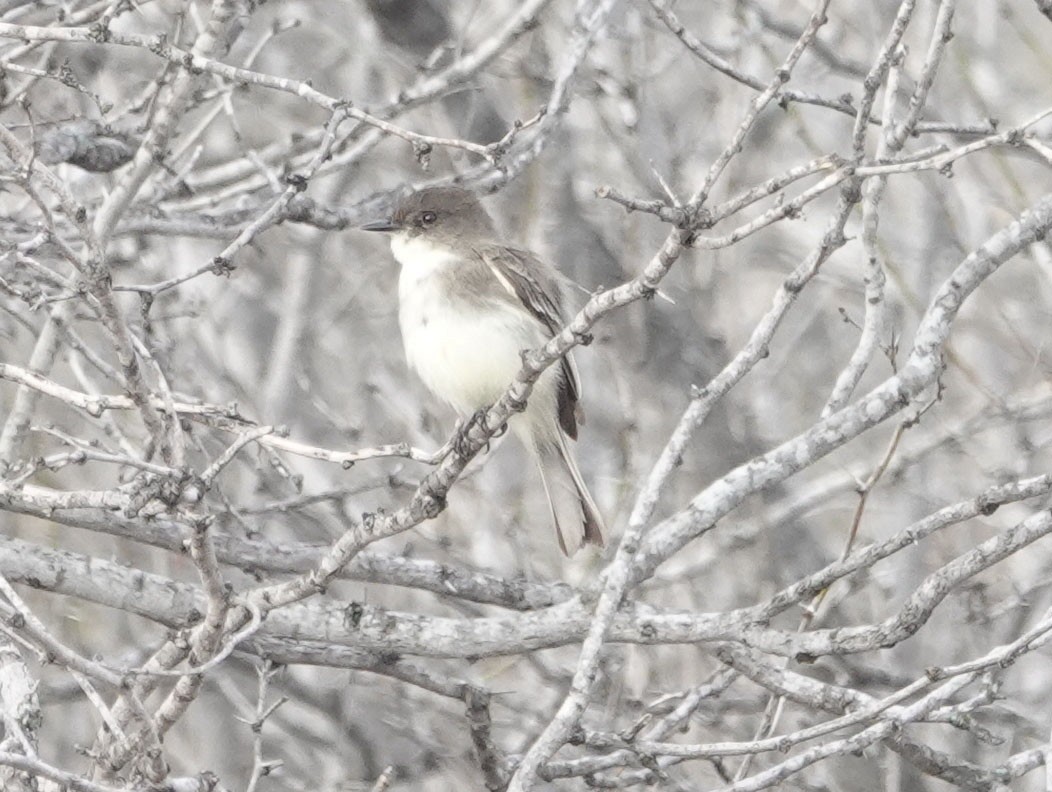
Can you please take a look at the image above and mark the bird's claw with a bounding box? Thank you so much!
[454,409,490,459]
[452,409,510,458]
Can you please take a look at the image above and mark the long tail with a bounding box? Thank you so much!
[534,433,605,555]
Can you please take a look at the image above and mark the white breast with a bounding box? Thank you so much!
[392,235,551,418]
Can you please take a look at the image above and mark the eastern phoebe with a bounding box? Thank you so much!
[363,186,605,555]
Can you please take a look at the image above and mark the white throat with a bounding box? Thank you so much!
[390,233,460,276]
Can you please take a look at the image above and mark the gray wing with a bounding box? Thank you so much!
[477,244,583,439]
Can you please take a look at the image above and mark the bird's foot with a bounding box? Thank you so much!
[454,409,490,459]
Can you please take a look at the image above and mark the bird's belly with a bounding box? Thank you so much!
[400,288,544,415]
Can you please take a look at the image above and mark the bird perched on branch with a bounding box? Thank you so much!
[363,186,605,555]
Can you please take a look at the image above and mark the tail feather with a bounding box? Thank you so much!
[535,434,605,556]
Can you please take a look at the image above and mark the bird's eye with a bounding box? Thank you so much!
[420,211,437,225]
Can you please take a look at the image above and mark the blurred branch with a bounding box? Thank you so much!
[0,121,169,460]
[0,484,571,608]
[647,0,861,119]
[0,638,40,792]
[89,0,244,243]
[510,0,838,781]
[3,465,1052,783]
[8,498,1052,658]
[0,10,533,167]
[242,660,285,792]
[0,361,445,465]
[633,190,1052,583]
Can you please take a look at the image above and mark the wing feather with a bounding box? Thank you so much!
[477,245,582,439]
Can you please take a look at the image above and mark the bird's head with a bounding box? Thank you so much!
[361,186,495,244]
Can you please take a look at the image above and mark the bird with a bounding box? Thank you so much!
[362,186,605,555]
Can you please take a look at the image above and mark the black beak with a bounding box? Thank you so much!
[361,219,399,232]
